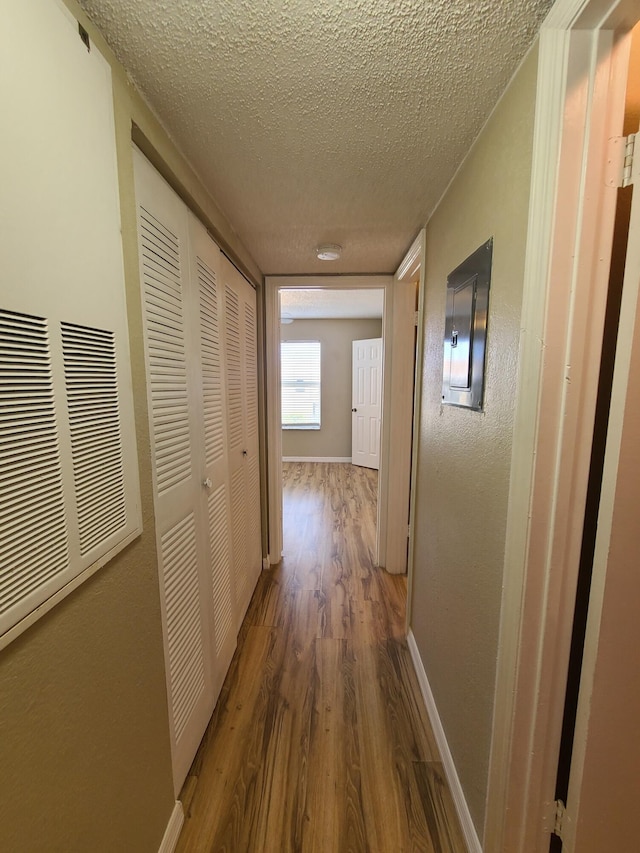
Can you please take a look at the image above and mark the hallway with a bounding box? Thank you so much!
[176,462,466,852]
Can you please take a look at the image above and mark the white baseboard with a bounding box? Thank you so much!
[282,456,352,462]
[407,630,482,853]
[158,801,184,853]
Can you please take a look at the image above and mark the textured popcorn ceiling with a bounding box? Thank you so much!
[280,288,384,319]
[79,0,553,275]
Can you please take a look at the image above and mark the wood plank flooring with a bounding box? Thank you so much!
[176,461,467,853]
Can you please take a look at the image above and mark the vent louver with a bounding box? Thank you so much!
[0,309,69,617]
[62,322,125,555]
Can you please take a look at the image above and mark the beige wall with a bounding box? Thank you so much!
[409,46,539,837]
[281,318,382,459]
[0,1,261,850]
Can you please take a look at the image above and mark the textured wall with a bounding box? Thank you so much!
[409,45,539,838]
[282,318,382,458]
[0,1,259,850]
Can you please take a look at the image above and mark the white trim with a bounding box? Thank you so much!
[282,456,352,463]
[265,280,284,562]
[405,229,427,629]
[158,801,184,853]
[395,232,422,282]
[385,237,423,575]
[485,2,637,850]
[407,630,482,853]
[563,102,640,853]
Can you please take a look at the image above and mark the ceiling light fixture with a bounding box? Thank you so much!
[316,243,342,261]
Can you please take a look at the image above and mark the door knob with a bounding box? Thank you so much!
[242,449,248,457]
[202,477,212,489]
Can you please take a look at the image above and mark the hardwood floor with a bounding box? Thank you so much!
[176,462,467,853]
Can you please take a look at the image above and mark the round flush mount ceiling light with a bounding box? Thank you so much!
[316,243,342,261]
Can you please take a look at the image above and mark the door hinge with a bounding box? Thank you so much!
[606,133,636,188]
[414,310,419,327]
[552,799,566,840]
[407,523,411,539]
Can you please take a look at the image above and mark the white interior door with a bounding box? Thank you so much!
[352,338,383,469]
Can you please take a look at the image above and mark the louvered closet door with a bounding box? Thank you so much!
[221,255,262,625]
[133,149,214,796]
[187,213,237,699]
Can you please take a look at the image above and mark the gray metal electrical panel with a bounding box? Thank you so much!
[442,238,493,411]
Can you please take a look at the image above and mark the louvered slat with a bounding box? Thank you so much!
[161,512,206,742]
[198,258,225,467]
[61,322,126,555]
[230,467,248,610]
[208,483,233,656]
[244,302,258,440]
[140,205,192,494]
[0,309,69,617]
[247,454,261,559]
[225,286,243,451]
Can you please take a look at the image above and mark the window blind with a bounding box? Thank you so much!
[281,340,321,427]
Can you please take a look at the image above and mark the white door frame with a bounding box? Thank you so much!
[485,1,637,850]
[388,232,425,579]
[265,275,393,566]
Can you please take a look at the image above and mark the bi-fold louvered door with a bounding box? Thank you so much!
[187,213,236,679]
[221,255,262,624]
[133,148,260,796]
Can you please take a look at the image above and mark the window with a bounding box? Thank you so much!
[281,340,321,428]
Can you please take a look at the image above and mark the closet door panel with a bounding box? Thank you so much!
[243,298,262,588]
[134,149,213,796]
[230,465,249,618]
[188,214,237,693]
[221,256,262,623]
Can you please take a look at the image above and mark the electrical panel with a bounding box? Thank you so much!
[442,238,493,411]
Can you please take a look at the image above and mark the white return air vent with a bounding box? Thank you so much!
[62,322,126,556]
[0,309,69,618]
[0,0,141,647]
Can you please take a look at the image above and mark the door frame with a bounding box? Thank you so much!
[265,275,393,566]
[484,1,637,850]
[564,104,640,849]
[386,232,425,580]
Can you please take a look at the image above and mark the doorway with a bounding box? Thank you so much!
[265,239,424,582]
[266,278,391,568]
